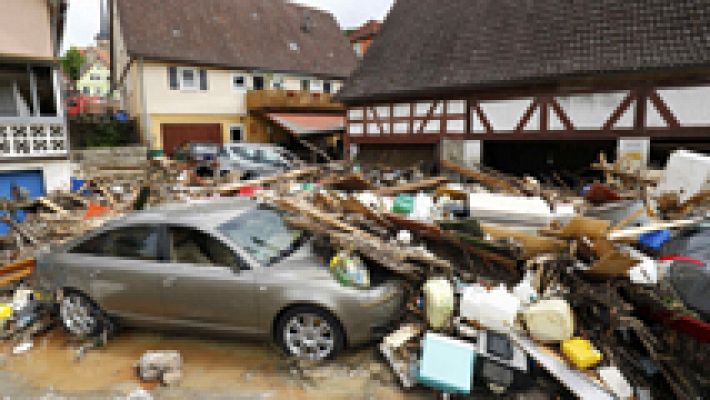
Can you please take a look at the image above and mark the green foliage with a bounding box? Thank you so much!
[70,118,140,148]
[60,47,86,83]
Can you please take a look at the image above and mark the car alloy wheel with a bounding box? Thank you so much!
[60,293,102,338]
[279,308,343,361]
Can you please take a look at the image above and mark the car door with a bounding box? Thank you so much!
[58,224,167,318]
[159,225,259,332]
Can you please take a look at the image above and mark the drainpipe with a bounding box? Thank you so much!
[138,58,152,151]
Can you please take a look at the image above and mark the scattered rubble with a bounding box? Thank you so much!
[136,351,183,387]
[0,147,709,398]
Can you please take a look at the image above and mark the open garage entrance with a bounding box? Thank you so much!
[483,140,616,178]
[355,144,438,172]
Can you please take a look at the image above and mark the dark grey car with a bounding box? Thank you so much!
[34,198,403,360]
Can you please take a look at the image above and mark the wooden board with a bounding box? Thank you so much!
[481,223,567,257]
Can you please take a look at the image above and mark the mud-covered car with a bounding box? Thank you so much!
[34,198,404,360]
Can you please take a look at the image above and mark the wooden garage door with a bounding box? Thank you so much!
[161,123,223,156]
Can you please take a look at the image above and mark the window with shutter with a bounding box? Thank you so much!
[199,69,208,91]
[168,67,179,90]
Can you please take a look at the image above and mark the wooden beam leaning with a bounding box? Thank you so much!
[440,159,521,194]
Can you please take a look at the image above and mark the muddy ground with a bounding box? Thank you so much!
[0,327,433,399]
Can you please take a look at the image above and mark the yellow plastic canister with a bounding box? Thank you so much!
[561,337,603,369]
[0,304,13,320]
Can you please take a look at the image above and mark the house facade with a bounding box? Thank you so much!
[338,0,710,173]
[110,0,356,157]
[77,47,111,98]
[0,0,70,194]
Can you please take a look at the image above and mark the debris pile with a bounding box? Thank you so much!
[0,147,708,399]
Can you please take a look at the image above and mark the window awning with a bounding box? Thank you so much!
[265,113,345,137]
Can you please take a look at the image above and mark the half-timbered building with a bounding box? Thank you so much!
[337,0,710,173]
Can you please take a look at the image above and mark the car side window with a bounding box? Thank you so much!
[70,226,159,261]
[169,226,238,269]
[70,232,109,255]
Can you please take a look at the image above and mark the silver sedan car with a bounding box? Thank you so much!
[34,198,404,360]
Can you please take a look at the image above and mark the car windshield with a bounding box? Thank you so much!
[218,207,305,265]
[191,144,219,155]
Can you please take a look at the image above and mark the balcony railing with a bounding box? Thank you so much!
[246,90,344,112]
[0,117,68,158]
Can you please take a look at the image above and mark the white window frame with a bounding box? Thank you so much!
[90,73,101,81]
[229,123,245,143]
[178,67,198,91]
[271,75,285,90]
[311,79,323,93]
[232,73,247,91]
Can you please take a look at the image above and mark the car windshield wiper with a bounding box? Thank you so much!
[267,233,309,266]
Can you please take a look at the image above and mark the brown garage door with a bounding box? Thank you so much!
[161,123,223,156]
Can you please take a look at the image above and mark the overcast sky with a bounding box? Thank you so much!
[63,0,395,52]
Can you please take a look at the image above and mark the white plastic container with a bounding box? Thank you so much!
[411,192,434,221]
[522,299,574,343]
[598,366,633,400]
[460,284,521,332]
[513,271,539,306]
[423,278,454,329]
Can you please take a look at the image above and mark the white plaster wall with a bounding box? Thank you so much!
[0,0,53,59]
[479,99,532,132]
[553,91,633,130]
[646,99,666,128]
[657,86,710,126]
[144,63,247,115]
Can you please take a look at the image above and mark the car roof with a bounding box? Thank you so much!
[225,143,282,149]
[115,197,256,230]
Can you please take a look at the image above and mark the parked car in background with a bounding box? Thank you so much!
[218,143,298,179]
[34,199,404,361]
[171,142,221,177]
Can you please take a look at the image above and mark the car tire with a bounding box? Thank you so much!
[59,291,109,339]
[276,306,345,361]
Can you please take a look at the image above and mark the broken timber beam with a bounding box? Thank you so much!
[375,176,448,196]
[441,160,521,194]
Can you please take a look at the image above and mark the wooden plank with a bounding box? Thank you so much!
[217,166,320,194]
[440,160,521,194]
[36,197,69,217]
[481,223,567,257]
[607,219,700,241]
[545,216,611,240]
[375,177,448,196]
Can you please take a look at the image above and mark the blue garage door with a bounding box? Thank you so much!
[0,170,45,236]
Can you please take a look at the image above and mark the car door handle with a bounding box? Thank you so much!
[163,276,177,288]
[89,270,101,279]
